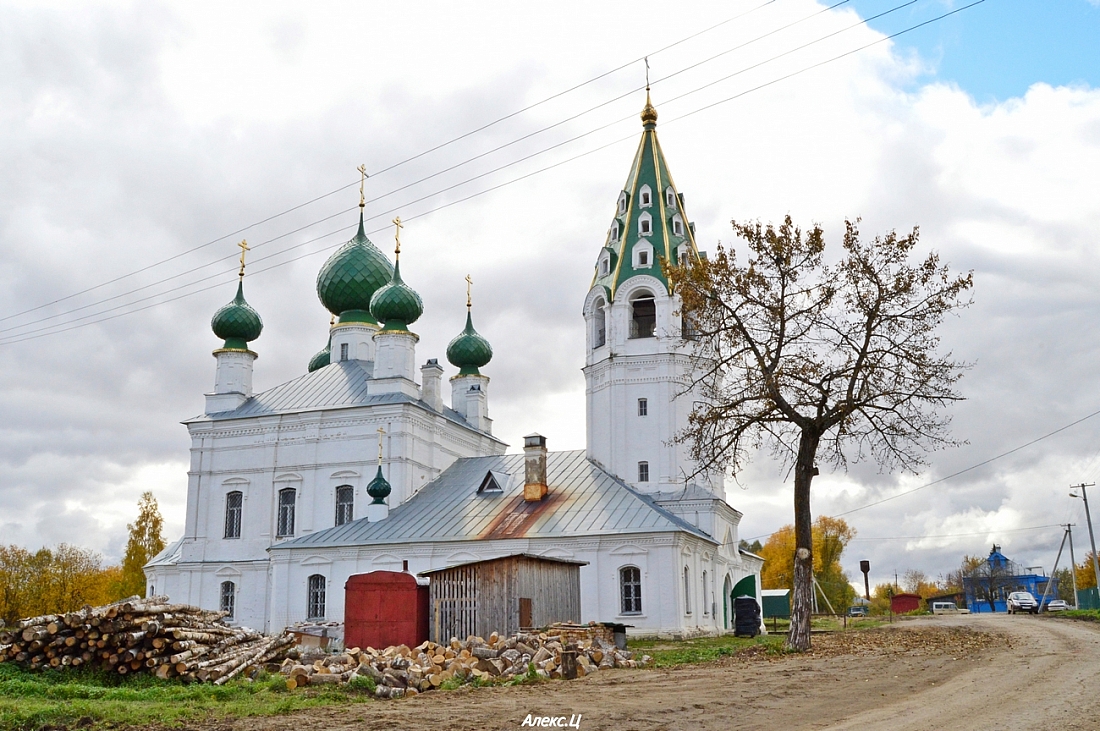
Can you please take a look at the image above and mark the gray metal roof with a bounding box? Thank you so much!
[185,360,492,439]
[418,553,589,576]
[145,538,183,568]
[273,450,715,550]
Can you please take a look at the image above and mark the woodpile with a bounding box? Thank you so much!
[0,596,293,685]
[281,630,652,698]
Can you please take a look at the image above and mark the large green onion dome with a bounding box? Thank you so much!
[369,260,423,331]
[366,465,391,504]
[211,280,263,350]
[446,310,493,375]
[316,212,394,324]
[307,343,330,372]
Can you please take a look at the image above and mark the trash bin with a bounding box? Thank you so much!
[734,596,760,638]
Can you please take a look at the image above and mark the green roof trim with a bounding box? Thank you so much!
[591,97,703,302]
[446,310,492,375]
[316,210,394,320]
[211,279,263,349]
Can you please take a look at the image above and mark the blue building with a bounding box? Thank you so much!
[962,545,1056,613]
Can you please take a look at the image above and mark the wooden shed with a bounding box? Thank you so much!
[890,592,922,614]
[419,554,586,643]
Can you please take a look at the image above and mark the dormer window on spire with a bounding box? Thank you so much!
[610,221,620,243]
[639,184,652,208]
[672,214,684,237]
[638,212,652,237]
[618,191,628,215]
[665,187,677,208]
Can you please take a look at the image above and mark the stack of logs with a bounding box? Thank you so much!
[0,596,293,685]
[282,630,651,698]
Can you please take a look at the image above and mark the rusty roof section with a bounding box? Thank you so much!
[417,553,588,577]
[272,450,714,550]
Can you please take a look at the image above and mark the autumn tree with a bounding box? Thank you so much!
[759,516,857,615]
[119,491,166,599]
[0,544,122,626]
[668,216,972,650]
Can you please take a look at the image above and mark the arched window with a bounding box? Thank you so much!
[335,485,354,526]
[703,570,709,615]
[620,566,642,614]
[639,184,652,208]
[307,574,326,619]
[618,191,628,215]
[220,580,235,619]
[666,187,677,208]
[630,293,656,339]
[593,298,607,348]
[638,461,649,482]
[277,488,296,537]
[684,566,692,614]
[638,212,652,237]
[224,491,242,539]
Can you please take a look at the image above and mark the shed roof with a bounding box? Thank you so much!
[184,360,500,442]
[272,450,714,550]
[418,553,589,576]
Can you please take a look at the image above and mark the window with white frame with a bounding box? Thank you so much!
[638,212,652,237]
[307,574,326,619]
[639,184,652,208]
[220,580,235,619]
[340,342,349,361]
[638,398,648,416]
[672,215,684,237]
[633,242,653,270]
[610,221,619,243]
[666,187,677,208]
[224,491,242,539]
[684,566,692,614]
[600,255,610,277]
[277,488,296,537]
[620,566,642,614]
[638,461,649,482]
[618,191,628,215]
[335,485,354,526]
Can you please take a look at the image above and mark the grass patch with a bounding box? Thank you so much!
[629,634,785,667]
[0,662,371,730]
[1058,609,1100,621]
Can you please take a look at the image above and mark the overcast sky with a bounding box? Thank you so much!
[3,0,1100,591]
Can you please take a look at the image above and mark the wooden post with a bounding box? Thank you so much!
[560,643,577,680]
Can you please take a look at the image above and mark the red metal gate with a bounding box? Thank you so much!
[344,571,428,650]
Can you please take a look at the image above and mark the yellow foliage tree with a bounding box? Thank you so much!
[1075,553,1098,590]
[119,491,166,599]
[759,517,857,614]
[0,544,126,626]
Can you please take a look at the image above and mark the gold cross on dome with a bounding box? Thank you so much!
[465,274,473,309]
[377,426,386,463]
[392,216,404,256]
[357,164,368,207]
[237,239,250,277]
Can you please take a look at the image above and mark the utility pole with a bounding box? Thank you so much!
[1067,523,1079,608]
[1039,527,1069,611]
[1071,483,1100,602]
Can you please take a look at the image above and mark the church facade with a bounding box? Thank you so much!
[146,95,763,638]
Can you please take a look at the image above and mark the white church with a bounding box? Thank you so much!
[146,95,764,638]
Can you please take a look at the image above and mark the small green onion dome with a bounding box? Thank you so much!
[446,311,493,375]
[366,465,391,504]
[307,343,330,372]
[211,280,263,350]
[316,212,394,324]
[369,260,423,331]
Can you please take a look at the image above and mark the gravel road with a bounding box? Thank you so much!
[190,614,1100,731]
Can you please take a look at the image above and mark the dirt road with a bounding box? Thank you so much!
[197,615,1100,731]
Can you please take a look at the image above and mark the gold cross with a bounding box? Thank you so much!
[645,56,650,90]
[465,274,473,309]
[377,426,386,463]
[392,216,403,256]
[357,164,368,207]
[238,239,250,277]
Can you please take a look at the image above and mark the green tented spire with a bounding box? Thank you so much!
[591,90,702,301]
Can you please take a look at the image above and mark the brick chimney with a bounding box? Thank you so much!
[523,433,548,502]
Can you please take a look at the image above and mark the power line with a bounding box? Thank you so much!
[0,0,937,340]
[0,0,987,345]
[0,0,783,327]
[848,524,1065,542]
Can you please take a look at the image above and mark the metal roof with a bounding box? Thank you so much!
[273,450,715,550]
[145,538,183,568]
[184,360,493,439]
[418,553,589,576]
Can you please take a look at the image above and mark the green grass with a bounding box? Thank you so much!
[1058,609,1100,621]
[629,634,786,667]
[0,663,372,730]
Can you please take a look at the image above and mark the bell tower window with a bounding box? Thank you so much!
[592,298,607,348]
[629,293,656,339]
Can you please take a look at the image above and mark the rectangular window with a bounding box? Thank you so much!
[224,491,242,539]
[620,567,642,614]
[638,461,649,482]
[220,581,235,619]
[684,566,692,614]
[340,342,349,361]
[639,250,648,265]
[703,571,709,615]
[307,574,326,619]
[638,398,648,417]
[335,485,354,526]
[277,488,296,537]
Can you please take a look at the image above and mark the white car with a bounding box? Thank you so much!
[1043,599,1070,612]
[1006,591,1038,614]
[931,601,970,615]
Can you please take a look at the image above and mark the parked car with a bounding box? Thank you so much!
[1006,591,1038,614]
[931,601,970,615]
[848,605,868,617]
[1043,599,1070,612]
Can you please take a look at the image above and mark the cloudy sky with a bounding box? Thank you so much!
[3,0,1100,590]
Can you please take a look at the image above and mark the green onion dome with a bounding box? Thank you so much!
[369,260,423,331]
[446,311,493,375]
[316,212,394,324]
[211,280,263,350]
[366,465,391,504]
[307,343,330,372]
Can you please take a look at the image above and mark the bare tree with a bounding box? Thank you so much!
[668,216,972,650]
